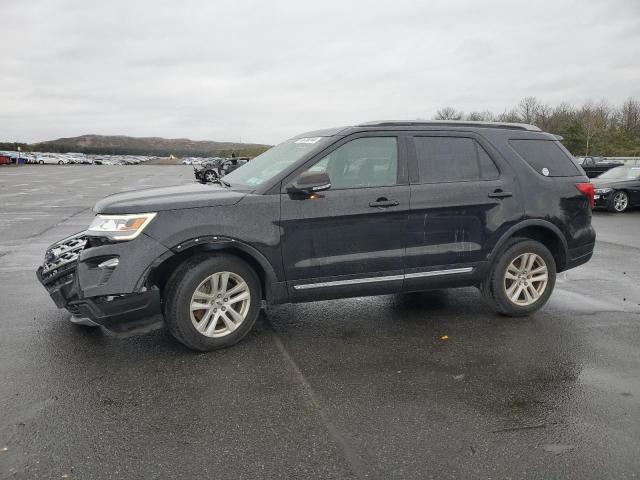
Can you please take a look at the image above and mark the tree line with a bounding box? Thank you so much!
[434,97,640,157]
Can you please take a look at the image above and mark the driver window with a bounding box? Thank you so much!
[305,137,398,189]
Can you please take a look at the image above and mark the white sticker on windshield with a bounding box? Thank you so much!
[295,137,322,144]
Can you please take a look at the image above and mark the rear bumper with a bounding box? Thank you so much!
[564,241,595,271]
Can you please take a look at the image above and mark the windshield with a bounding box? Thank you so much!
[598,166,640,180]
[223,136,333,189]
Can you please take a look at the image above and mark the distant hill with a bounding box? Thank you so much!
[27,134,271,158]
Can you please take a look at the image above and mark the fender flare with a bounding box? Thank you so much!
[137,235,283,302]
[487,219,569,267]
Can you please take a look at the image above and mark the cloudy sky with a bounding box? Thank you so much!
[2,0,639,144]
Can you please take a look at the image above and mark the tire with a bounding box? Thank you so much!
[164,254,262,351]
[38,160,44,164]
[608,190,629,213]
[481,238,556,317]
[58,160,64,165]
[203,170,217,183]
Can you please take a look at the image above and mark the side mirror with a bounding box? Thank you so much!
[287,171,331,195]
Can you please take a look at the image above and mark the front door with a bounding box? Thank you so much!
[280,134,410,301]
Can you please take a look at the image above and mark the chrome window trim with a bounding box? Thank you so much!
[293,267,473,290]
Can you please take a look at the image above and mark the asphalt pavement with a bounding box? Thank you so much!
[1,165,639,479]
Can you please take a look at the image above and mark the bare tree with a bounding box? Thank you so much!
[580,101,608,157]
[534,104,553,131]
[517,96,541,124]
[434,107,463,120]
[497,109,521,123]
[466,110,495,121]
[618,97,640,135]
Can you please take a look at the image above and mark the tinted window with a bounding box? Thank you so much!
[304,137,398,189]
[477,144,500,179]
[414,136,500,183]
[510,139,581,177]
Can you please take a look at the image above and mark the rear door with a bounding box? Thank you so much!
[404,131,522,291]
[280,133,410,301]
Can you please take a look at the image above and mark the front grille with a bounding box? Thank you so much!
[40,232,87,285]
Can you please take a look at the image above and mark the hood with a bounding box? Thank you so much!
[591,178,636,189]
[94,183,246,214]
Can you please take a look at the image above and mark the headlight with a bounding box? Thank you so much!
[594,188,612,194]
[87,213,157,241]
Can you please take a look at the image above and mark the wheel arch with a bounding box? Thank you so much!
[140,237,285,304]
[489,220,569,272]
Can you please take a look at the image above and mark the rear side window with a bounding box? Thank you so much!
[509,139,581,177]
[414,136,500,183]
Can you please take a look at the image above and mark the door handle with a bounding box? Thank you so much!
[488,190,513,199]
[369,198,399,208]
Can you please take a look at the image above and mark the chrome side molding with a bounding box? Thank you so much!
[293,267,473,290]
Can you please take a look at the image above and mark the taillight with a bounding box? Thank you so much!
[576,182,594,208]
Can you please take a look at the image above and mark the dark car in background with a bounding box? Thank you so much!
[576,156,624,178]
[592,165,640,212]
[194,157,249,183]
[37,120,595,351]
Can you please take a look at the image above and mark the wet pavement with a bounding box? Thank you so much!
[1,165,639,479]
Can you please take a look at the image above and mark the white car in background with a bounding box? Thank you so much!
[36,154,68,165]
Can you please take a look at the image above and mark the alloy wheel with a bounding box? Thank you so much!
[613,191,628,212]
[189,271,251,337]
[503,253,548,306]
[204,171,217,182]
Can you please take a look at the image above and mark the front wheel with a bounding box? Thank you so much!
[164,254,262,351]
[608,190,629,213]
[481,239,556,317]
[203,170,218,183]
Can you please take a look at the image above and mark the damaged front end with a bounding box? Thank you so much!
[36,231,165,334]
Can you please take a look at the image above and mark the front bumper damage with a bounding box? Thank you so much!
[36,231,168,333]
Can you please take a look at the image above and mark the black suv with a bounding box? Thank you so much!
[37,121,596,351]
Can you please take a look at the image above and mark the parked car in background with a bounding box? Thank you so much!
[36,154,68,165]
[194,157,250,183]
[576,156,624,178]
[37,120,595,351]
[592,165,640,212]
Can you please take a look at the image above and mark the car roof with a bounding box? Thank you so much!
[294,120,542,140]
[357,120,541,131]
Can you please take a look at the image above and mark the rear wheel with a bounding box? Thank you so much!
[481,238,556,316]
[164,254,261,351]
[58,160,64,165]
[38,160,44,164]
[608,190,629,213]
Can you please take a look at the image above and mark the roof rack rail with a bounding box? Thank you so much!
[357,120,541,132]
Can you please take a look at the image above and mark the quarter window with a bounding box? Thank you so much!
[304,137,398,189]
[509,139,581,177]
[414,136,500,183]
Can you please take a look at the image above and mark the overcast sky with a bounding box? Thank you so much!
[2,0,639,144]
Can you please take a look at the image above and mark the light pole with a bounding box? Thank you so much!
[17,146,21,167]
